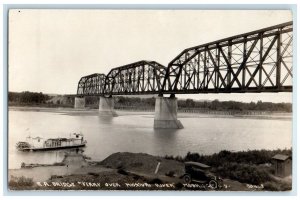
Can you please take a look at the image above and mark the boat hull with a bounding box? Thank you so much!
[20,144,86,151]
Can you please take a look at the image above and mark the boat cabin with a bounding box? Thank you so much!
[44,137,83,148]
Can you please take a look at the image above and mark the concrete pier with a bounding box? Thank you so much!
[99,96,118,116]
[154,95,183,129]
[74,97,85,109]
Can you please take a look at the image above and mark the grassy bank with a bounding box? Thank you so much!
[165,149,292,191]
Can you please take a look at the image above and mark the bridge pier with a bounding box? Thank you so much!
[99,96,118,117]
[154,95,183,129]
[74,97,85,109]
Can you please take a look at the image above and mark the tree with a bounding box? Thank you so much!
[211,99,220,110]
[186,99,195,107]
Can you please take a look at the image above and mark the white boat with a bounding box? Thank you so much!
[16,133,87,151]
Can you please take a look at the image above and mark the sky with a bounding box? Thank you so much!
[8,9,293,103]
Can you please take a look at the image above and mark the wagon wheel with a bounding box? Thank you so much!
[208,180,218,189]
[183,174,192,184]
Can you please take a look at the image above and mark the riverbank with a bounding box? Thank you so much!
[8,106,292,120]
[8,150,292,191]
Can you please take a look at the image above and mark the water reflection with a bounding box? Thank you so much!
[97,115,114,123]
[152,129,179,156]
[153,129,179,140]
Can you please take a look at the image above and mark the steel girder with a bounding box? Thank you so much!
[103,60,167,96]
[77,73,106,96]
[162,21,293,94]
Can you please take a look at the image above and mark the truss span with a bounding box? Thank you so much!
[103,60,167,96]
[76,21,293,96]
[162,21,293,94]
[77,73,106,96]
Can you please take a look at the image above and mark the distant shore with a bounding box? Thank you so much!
[8,106,292,120]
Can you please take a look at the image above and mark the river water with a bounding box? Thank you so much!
[8,109,292,169]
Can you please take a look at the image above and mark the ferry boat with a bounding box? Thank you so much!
[16,133,87,151]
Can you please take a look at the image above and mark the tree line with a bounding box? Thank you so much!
[178,98,292,112]
[8,91,292,112]
[9,91,50,104]
[114,96,291,112]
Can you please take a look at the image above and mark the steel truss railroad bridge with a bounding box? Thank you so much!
[77,22,293,97]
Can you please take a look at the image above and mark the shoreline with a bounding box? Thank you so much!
[8,106,292,120]
[8,150,292,191]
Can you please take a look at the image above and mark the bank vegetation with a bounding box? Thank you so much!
[8,91,292,113]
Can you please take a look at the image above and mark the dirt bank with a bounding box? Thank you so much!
[100,152,185,176]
